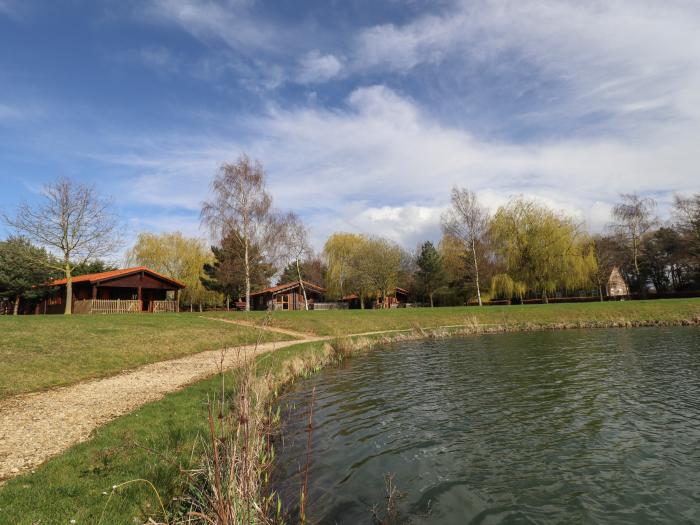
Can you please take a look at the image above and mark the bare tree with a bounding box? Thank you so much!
[4,178,120,314]
[201,155,279,311]
[280,212,312,310]
[610,193,657,284]
[441,187,489,306]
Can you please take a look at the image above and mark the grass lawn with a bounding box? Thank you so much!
[209,298,700,337]
[0,313,293,398]
[0,340,326,525]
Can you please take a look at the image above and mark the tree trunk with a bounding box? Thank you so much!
[542,292,549,304]
[429,292,434,308]
[599,284,604,302]
[226,295,230,311]
[64,263,73,315]
[472,238,482,306]
[381,289,386,309]
[296,258,308,311]
[13,295,20,315]
[199,303,203,313]
[244,239,251,312]
[360,291,365,310]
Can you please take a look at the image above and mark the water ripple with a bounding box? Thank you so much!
[273,327,700,524]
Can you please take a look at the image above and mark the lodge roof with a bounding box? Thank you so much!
[49,266,186,288]
[250,280,326,297]
[342,287,409,301]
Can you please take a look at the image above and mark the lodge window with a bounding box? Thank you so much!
[275,294,290,310]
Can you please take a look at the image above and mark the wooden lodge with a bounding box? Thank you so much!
[41,266,185,314]
[342,287,410,309]
[250,281,326,311]
[606,266,629,298]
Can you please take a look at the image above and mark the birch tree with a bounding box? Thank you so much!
[4,178,120,314]
[280,212,312,310]
[610,193,657,288]
[441,187,489,306]
[201,155,278,311]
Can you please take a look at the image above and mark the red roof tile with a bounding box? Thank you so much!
[50,266,186,288]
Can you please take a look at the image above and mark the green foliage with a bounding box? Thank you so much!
[277,257,325,286]
[489,198,597,300]
[127,232,221,307]
[415,241,446,306]
[0,237,58,312]
[201,231,274,302]
[72,259,118,276]
[323,233,364,299]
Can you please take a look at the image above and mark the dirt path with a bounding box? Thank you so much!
[0,336,326,482]
[201,316,314,339]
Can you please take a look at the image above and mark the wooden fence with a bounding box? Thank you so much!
[151,300,178,313]
[74,299,142,314]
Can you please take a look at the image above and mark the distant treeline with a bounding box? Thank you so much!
[2,156,699,313]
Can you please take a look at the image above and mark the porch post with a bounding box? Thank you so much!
[137,286,142,312]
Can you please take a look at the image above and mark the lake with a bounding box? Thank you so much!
[273,327,700,524]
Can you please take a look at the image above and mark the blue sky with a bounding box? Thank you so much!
[1,0,699,257]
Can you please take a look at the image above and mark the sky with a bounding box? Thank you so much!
[1,0,699,259]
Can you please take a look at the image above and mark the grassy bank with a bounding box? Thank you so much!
[0,339,334,525]
[0,314,292,398]
[210,298,700,336]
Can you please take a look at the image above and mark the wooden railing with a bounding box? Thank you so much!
[73,299,142,314]
[151,300,178,313]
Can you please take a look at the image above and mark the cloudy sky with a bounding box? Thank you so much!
[1,0,698,254]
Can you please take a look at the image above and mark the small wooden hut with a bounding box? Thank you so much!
[42,266,185,314]
[250,281,326,311]
[606,266,629,298]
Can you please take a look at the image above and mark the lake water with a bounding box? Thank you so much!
[273,327,700,524]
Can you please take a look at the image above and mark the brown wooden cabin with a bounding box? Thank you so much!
[250,281,325,311]
[41,266,185,314]
[342,287,409,309]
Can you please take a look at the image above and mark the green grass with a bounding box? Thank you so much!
[0,340,326,525]
[209,298,700,337]
[0,313,293,398]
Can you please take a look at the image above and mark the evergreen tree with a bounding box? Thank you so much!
[415,241,445,307]
[0,237,57,315]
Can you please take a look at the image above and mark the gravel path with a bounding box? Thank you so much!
[0,337,322,482]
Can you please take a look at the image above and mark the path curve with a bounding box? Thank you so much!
[0,336,325,482]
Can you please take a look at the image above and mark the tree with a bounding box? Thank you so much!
[0,237,57,315]
[489,197,597,302]
[352,236,404,309]
[201,155,281,311]
[278,257,326,287]
[441,187,489,306]
[4,178,120,314]
[72,259,118,276]
[279,213,312,310]
[415,241,445,307]
[610,193,657,290]
[201,232,274,309]
[323,233,364,300]
[673,193,700,287]
[591,235,623,301]
[126,232,219,311]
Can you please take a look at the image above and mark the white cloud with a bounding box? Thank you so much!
[296,50,343,84]
[139,47,179,73]
[141,0,281,52]
[352,0,700,127]
[100,82,694,249]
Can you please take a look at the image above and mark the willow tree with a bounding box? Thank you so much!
[126,232,219,311]
[489,198,597,302]
[201,155,279,311]
[441,187,489,306]
[323,233,364,299]
[4,178,120,314]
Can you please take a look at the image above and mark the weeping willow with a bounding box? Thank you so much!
[489,198,598,301]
